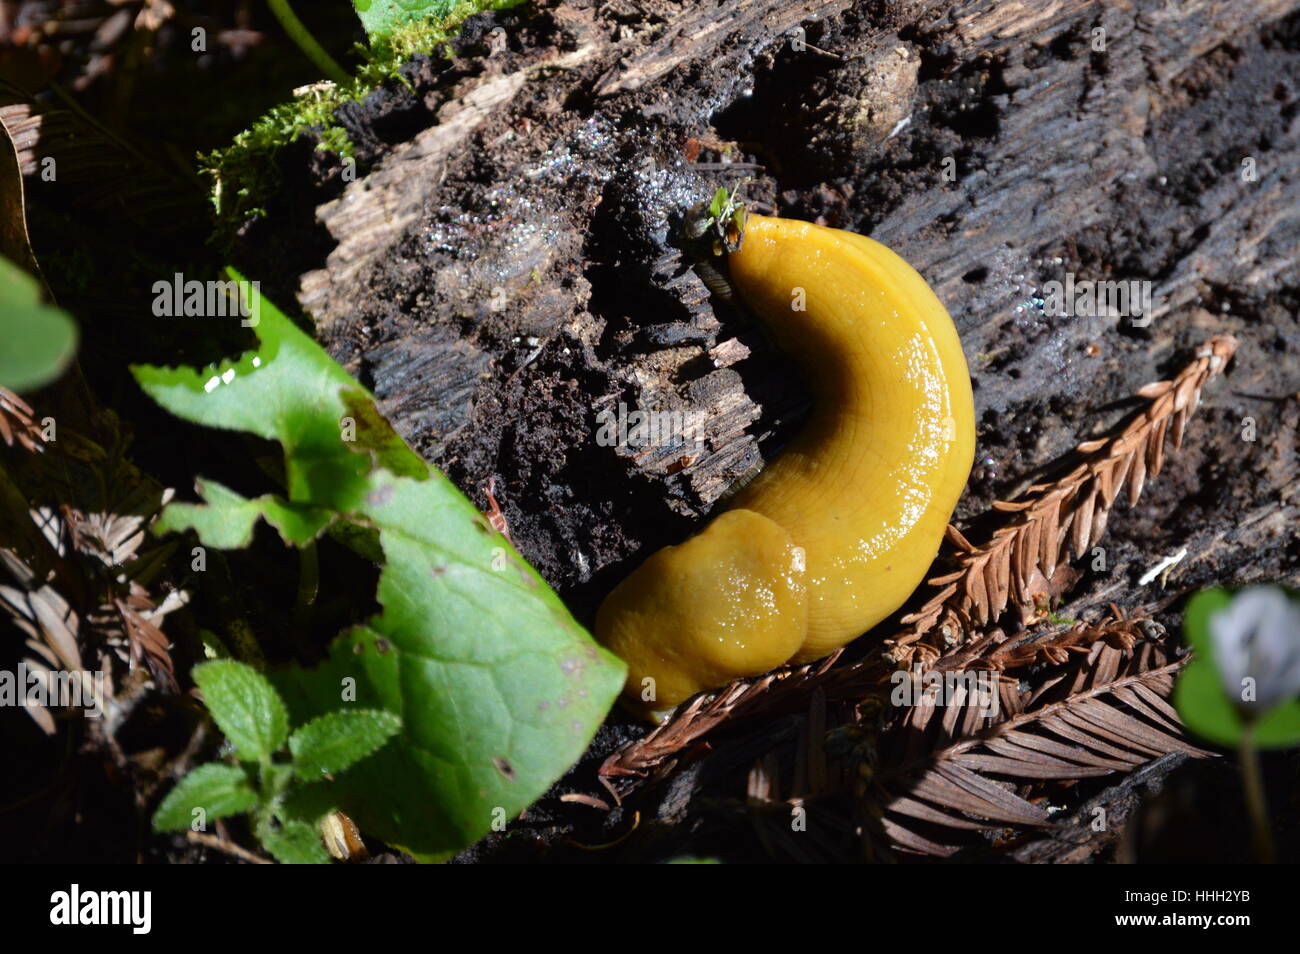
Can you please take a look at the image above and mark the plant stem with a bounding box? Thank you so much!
[186,830,272,864]
[1238,727,1275,863]
[293,540,320,639]
[266,0,351,86]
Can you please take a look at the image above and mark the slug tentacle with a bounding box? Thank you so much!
[597,214,975,718]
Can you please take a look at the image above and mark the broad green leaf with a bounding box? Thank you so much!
[134,272,625,859]
[155,478,332,548]
[152,763,258,832]
[1250,698,1300,748]
[259,818,330,864]
[1175,588,1244,746]
[289,709,402,780]
[351,0,459,40]
[0,255,77,392]
[1173,658,1243,748]
[280,781,342,825]
[708,187,727,219]
[193,660,290,762]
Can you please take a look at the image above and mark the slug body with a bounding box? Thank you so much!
[597,215,975,716]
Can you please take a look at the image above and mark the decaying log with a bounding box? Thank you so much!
[274,0,1299,624]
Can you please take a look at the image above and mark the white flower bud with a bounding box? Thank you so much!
[1210,587,1300,712]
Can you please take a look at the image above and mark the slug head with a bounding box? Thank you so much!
[683,184,748,258]
[684,185,751,303]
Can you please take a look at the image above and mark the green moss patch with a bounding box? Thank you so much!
[203,1,524,249]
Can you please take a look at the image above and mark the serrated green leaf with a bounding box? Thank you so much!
[289,709,402,780]
[279,781,340,825]
[352,0,459,40]
[193,660,290,762]
[135,271,625,859]
[708,186,727,218]
[0,255,77,393]
[152,763,258,832]
[259,818,330,864]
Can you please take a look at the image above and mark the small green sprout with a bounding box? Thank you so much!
[685,181,750,256]
[152,660,401,864]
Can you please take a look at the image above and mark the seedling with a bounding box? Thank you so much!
[152,660,401,864]
[136,275,623,859]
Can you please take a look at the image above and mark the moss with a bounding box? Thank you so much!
[202,0,524,249]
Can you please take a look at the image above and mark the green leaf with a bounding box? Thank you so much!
[193,660,290,762]
[1174,657,1244,748]
[152,763,258,832]
[289,709,402,780]
[135,272,625,859]
[351,0,459,40]
[1175,588,1243,746]
[259,818,330,864]
[155,478,332,548]
[1250,698,1300,748]
[708,186,727,219]
[1183,588,1233,654]
[279,781,340,825]
[0,255,77,393]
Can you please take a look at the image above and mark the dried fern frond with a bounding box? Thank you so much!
[111,585,184,693]
[886,334,1238,669]
[0,550,85,734]
[0,387,46,453]
[600,650,857,797]
[733,622,1208,861]
[2,391,183,715]
[878,650,1211,857]
[892,612,1169,757]
[934,602,1165,674]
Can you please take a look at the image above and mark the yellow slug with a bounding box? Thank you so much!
[597,213,975,718]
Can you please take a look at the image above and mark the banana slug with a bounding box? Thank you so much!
[596,212,975,719]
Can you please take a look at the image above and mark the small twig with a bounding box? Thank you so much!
[565,811,641,851]
[292,540,319,638]
[185,830,272,864]
[559,792,611,811]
